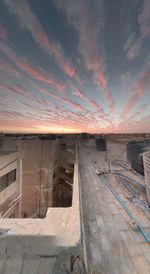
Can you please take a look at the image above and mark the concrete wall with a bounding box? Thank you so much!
[0,151,23,218]
[0,146,84,273]
[1,137,17,151]
[52,142,75,207]
[1,137,57,218]
[20,139,57,217]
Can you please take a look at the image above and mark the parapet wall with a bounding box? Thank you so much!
[0,147,83,273]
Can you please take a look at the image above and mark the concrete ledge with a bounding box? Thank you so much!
[0,148,82,272]
[0,151,25,170]
[1,236,57,258]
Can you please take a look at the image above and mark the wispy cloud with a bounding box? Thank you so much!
[138,0,150,38]
[1,1,149,133]
[0,25,7,39]
[36,85,88,113]
[72,87,87,101]
[123,28,142,61]
[124,0,150,61]
[0,82,29,97]
[90,100,105,118]
[127,103,148,121]
[0,102,100,133]
[63,97,86,112]
[38,84,102,115]
[3,0,76,77]
[0,42,65,93]
[126,38,141,60]
[118,103,148,128]
[121,66,150,117]
[38,84,107,127]
[121,71,134,95]
[54,0,115,112]
[52,105,101,131]
[0,58,21,78]
[116,109,150,133]
[72,87,105,116]
[124,32,135,52]
[38,87,62,100]
[34,97,52,109]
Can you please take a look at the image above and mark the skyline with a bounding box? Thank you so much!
[0,0,150,133]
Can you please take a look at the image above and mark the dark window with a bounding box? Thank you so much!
[0,169,16,192]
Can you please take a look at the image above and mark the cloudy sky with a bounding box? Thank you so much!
[0,0,150,133]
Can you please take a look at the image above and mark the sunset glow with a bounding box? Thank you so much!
[0,0,150,133]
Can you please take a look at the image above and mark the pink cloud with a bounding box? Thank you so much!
[73,88,104,118]
[52,105,100,130]
[49,93,62,101]
[118,103,148,131]
[0,118,41,129]
[128,104,148,121]
[122,68,150,117]
[95,72,115,112]
[138,0,150,38]
[3,0,76,78]
[72,87,87,100]
[54,82,66,94]
[115,114,150,133]
[39,87,62,100]
[54,0,115,112]
[2,96,148,133]
[97,72,107,89]
[63,97,86,112]
[124,1,150,62]
[90,100,104,117]
[0,59,21,78]
[34,97,52,108]
[83,27,115,112]
[36,86,88,113]
[72,87,105,116]
[0,25,7,39]
[0,103,94,133]
[74,75,84,86]
[0,42,65,93]
[39,32,75,77]
[0,83,29,97]
[126,39,141,60]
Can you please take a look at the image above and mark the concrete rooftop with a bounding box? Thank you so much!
[0,139,150,273]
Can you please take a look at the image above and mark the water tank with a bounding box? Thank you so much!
[127,141,150,175]
[95,137,107,151]
[143,151,150,205]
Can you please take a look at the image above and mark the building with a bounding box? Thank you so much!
[0,150,23,218]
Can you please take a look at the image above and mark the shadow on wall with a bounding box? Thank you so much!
[52,142,75,207]
[0,137,76,219]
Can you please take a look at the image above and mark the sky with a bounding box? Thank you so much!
[0,0,150,134]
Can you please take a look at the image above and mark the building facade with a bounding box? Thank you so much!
[0,150,23,218]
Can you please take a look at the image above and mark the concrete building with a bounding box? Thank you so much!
[0,136,150,273]
[0,138,82,273]
[20,139,57,218]
[0,137,58,218]
[0,150,23,218]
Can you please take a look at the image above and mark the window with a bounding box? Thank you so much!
[0,169,16,192]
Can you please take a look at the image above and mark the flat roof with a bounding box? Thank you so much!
[0,150,24,169]
[0,150,17,156]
